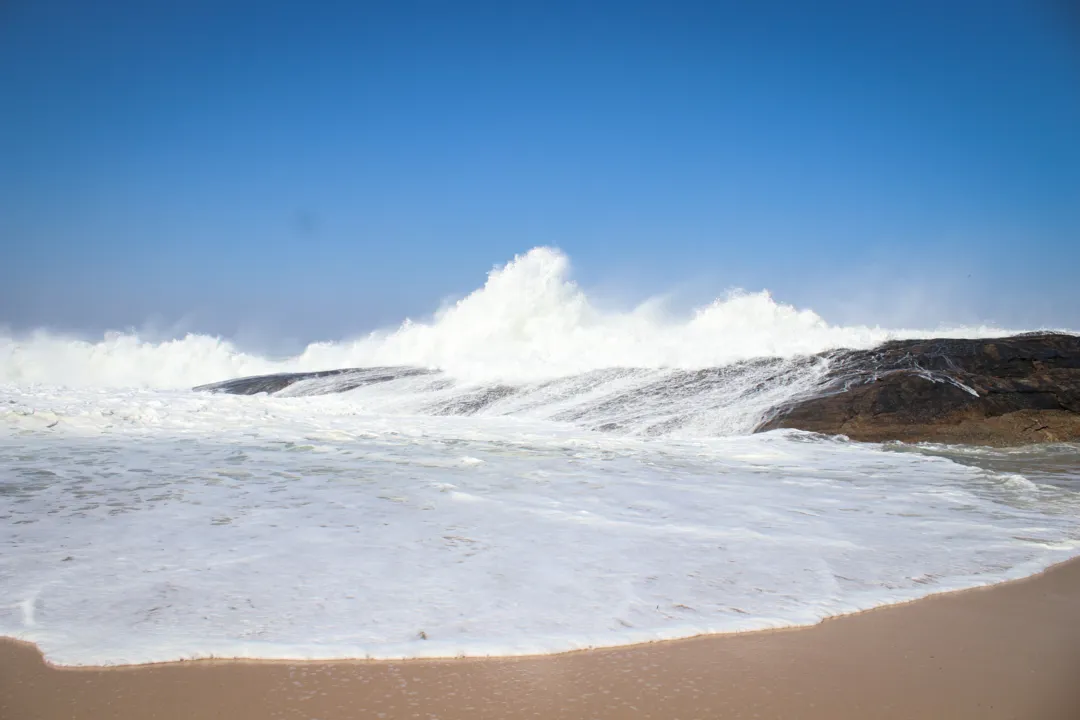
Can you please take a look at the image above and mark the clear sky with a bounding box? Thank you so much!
[2,0,1078,348]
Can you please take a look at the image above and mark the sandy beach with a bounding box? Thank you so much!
[3,557,1079,720]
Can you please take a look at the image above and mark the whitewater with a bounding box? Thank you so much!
[2,247,1079,666]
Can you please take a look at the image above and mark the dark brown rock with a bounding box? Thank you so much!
[756,333,1080,446]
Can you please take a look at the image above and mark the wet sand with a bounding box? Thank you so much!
[3,558,1080,720]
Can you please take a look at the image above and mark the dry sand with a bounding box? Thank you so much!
[3,557,1080,719]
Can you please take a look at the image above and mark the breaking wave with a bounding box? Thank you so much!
[1,247,1011,390]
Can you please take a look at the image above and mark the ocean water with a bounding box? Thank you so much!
[2,248,1079,666]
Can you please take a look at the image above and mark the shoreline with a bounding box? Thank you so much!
[4,556,1080,719]
[7,554,1079,671]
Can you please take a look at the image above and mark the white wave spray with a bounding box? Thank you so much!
[0,247,1012,389]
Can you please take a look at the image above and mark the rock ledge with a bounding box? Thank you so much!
[756,333,1080,446]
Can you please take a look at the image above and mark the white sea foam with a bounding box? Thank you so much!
[2,387,1078,666]
[0,247,1077,667]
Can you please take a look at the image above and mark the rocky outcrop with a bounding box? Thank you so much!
[194,333,1080,447]
[756,333,1080,446]
[193,367,434,396]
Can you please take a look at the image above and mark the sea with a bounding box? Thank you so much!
[2,248,1079,666]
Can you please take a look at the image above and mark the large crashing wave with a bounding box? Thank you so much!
[0,247,1011,390]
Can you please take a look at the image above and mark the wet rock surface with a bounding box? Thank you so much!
[757,333,1080,446]
[193,334,1080,446]
[193,367,435,396]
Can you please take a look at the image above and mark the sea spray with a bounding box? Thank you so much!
[0,248,1010,389]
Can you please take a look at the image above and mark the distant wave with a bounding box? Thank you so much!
[0,247,1016,389]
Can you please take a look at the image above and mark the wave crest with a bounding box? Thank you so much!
[1,247,1009,389]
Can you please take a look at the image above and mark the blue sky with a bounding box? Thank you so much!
[2,0,1078,347]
